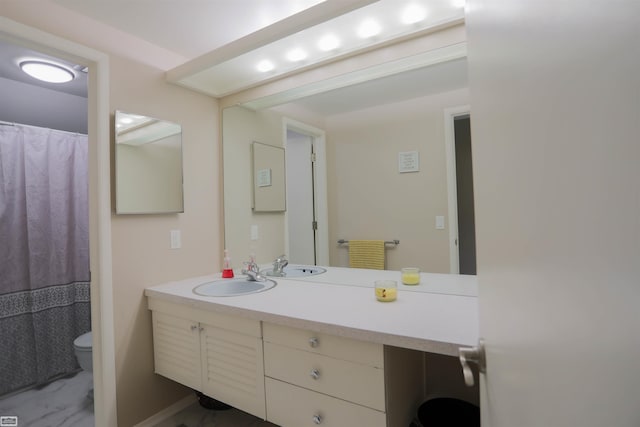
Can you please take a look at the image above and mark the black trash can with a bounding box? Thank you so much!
[410,397,480,427]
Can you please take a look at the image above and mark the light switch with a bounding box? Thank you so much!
[435,216,445,230]
[250,225,259,241]
[170,229,181,249]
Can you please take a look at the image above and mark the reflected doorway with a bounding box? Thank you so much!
[445,106,477,275]
[453,116,477,275]
[286,129,316,264]
[283,119,329,266]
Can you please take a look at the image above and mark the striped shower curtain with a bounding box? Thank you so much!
[0,123,91,396]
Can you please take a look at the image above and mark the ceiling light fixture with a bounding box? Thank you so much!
[317,34,341,52]
[256,60,275,73]
[357,19,381,39]
[452,0,466,8]
[286,48,308,62]
[401,4,427,25]
[20,60,75,83]
[167,0,466,97]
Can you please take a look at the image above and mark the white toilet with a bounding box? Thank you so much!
[74,331,94,400]
[73,331,93,372]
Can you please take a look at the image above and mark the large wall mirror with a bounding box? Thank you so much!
[115,111,184,214]
[222,54,473,274]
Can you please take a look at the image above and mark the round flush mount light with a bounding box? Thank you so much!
[20,60,75,83]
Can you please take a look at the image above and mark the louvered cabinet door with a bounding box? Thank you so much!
[151,311,202,390]
[199,324,266,420]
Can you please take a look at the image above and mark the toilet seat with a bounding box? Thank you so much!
[74,331,92,350]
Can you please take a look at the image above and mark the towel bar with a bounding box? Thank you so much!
[338,239,399,247]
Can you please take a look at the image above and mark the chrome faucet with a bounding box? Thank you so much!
[241,256,265,281]
[272,254,289,276]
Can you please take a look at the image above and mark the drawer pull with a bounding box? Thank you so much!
[309,337,319,348]
[312,414,322,424]
[310,369,320,380]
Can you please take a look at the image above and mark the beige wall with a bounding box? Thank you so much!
[110,55,219,426]
[326,88,469,272]
[1,6,221,426]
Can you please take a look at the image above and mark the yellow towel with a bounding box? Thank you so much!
[348,240,385,270]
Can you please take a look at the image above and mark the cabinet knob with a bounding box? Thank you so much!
[308,337,319,348]
[310,369,320,380]
[312,414,322,424]
[190,324,198,331]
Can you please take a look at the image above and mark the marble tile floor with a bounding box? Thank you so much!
[0,371,94,427]
[155,403,278,427]
[0,371,277,427]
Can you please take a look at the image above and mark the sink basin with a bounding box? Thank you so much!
[193,278,277,297]
[262,265,326,278]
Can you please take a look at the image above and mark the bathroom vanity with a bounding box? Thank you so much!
[145,267,478,426]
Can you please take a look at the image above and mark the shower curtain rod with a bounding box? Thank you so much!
[0,120,87,136]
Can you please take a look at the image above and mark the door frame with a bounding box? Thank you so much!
[282,117,329,266]
[444,104,471,274]
[0,17,117,427]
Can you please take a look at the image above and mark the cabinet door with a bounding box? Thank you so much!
[151,311,201,390]
[200,324,266,419]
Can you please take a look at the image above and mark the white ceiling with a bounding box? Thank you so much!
[52,0,326,59]
[0,0,468,115]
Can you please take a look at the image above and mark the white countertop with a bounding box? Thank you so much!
[145,267,479,357]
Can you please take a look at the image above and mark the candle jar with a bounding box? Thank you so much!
[401,267,420,285]
[375,280,397,302]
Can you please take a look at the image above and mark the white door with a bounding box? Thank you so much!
[286,129,316,265]
[466,1,640,426]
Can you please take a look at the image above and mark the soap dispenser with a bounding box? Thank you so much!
[222,249,234,278]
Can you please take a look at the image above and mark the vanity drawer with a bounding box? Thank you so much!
[265,377,386,427]
[264,341,385,411]
[262,322,383,367]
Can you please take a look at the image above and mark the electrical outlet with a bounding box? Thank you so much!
[250,225,259,241]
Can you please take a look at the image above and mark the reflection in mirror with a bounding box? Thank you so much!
[115,111,184,214]
[251,141,285,212]
[223,57,472,273]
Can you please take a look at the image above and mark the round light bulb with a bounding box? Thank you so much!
[401,4,427,25]
[357,19,381,39]
[286,48,307,62]
[256,60,275,73]
[317,34,341,52]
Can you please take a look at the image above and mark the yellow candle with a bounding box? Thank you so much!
[401,267,421,285]
[402,273,420,285]
[375,287,397,302]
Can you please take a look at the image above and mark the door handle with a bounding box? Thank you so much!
[458,338,486,387]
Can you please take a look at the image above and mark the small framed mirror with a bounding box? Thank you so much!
[115,111,184,214]
[251,141,285,212]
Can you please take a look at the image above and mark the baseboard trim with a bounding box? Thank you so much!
[134,394,197,427]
